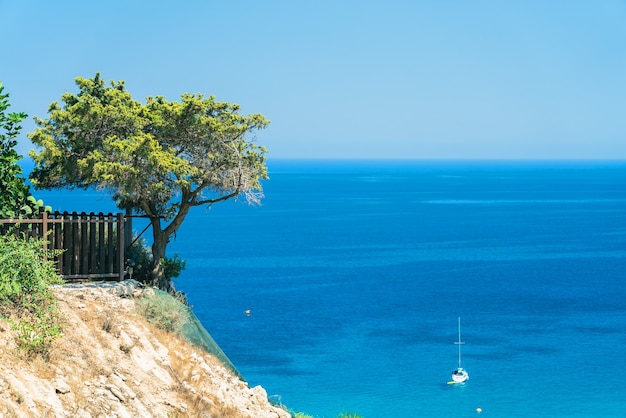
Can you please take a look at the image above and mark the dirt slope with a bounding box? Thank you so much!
[0,285,291,418]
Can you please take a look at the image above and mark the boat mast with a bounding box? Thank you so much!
[454,317,464,369]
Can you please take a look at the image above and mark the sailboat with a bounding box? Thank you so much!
[448,317,469,384]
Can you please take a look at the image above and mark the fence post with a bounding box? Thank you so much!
[107,214,114,274]
[63,213,72,276]
[117,213,125,281]
[88,213,96,274]
[125,208,132,250]
[41,208,48,261]
[80,212,89,274]
[54,212,63,274]
[98,213,105,274]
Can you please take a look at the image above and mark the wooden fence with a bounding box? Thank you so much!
[0,210,127,281]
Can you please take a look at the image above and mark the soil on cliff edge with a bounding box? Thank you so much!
[0,285,291,418]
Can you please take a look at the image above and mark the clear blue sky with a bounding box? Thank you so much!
[2,0,625,159]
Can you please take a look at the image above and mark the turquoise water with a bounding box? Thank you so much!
[37,160,626,417]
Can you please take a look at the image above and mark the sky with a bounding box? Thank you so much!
[1,0,625,160]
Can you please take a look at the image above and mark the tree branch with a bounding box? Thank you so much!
[194,189,240,207]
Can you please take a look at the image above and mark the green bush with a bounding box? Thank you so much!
[126,236,186,282]
[0,233,64,357]
[0,81,49,218]
[135,290,189,335]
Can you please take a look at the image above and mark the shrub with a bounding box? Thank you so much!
[0,81,49,218]
[135,290,189,335]
[126,236,186,282]
[0,233,64,358]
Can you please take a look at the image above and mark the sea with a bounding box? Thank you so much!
[33,159,626,418]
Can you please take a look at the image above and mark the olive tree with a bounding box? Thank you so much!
[29,74,270,291]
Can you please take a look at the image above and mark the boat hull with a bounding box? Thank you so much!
[451,368,469,383]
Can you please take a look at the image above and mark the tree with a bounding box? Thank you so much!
[0,82,40,218]
[29,74,270,291]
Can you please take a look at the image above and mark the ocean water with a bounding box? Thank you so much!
[37,160,626,417]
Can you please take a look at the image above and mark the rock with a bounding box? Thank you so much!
[55,379,72,394]
[114,370,127,381]
[141,287,156,298]
[251,385,268,401]
[106,384,126,403]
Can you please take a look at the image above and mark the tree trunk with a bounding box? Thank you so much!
[148,217,173,292]
[146,201,192,293]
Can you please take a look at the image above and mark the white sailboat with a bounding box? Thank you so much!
[448,317,469,384]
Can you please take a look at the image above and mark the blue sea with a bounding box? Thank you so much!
[36,160,626,417]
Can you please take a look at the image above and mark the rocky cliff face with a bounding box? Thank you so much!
[0,285,291,418]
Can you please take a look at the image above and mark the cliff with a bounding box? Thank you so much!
[0,283,291,418]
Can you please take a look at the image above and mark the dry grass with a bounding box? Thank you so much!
[0,287,290,417]
[151,326,245,418]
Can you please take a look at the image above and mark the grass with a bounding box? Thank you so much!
[48,290,250,417]
[134,290,189,335]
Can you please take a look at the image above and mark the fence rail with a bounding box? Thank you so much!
[0,210,127,281]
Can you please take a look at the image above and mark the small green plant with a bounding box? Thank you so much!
[135,291,189,335]
[11,301,63,357]
[126,236,186,283]
[162,253,186,280]
[0,233,64,358]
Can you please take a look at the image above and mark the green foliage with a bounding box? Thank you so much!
[0,233,64,357]
[126,237,152,281]
[126,236,186,281]
[10,301,63,357]
[29,73,269,289]
[162,253,187,280]
[0,81,44,218]
[30,74,269,210]
[135,290,189,335]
